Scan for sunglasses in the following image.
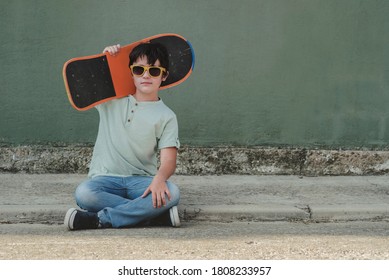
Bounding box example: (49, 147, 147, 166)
(130, 65, 167, 78)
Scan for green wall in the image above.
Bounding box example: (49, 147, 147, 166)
(1, 0, 389, 148)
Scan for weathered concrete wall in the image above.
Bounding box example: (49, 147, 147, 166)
(2, 146, 389, 176)
(1, 1, 389, 149)
(3, 0, 389, 177)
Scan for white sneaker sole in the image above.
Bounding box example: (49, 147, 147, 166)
(169, 206, 181, 227)
(64, 208, 77, 230)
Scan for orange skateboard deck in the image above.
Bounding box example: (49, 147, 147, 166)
(63, 33, 194, 111)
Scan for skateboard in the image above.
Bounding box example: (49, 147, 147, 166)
(63, 33, 195, 111)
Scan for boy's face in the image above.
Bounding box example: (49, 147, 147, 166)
(132, 55, 168, 99)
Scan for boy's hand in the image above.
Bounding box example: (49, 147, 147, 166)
(102, 44, 120, 55)
(141, 147, 177, 208)
(141, 179, 172, 208)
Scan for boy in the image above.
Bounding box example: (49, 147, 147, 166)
(64, 42, 181, 230)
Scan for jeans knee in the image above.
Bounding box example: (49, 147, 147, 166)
(167, 181, 180, 205)
(74, 181, 99, 210)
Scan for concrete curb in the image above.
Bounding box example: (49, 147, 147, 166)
(0, 174, 388, 225)
(0, 205, 68, 225)
(309, 203, 389, 221)
(183, 205, 309, 222)
(1, 203, 388, 225)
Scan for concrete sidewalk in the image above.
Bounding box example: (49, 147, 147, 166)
(0, 174, 388, 225)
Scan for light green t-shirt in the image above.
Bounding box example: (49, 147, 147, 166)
(88, 95, 180, 178)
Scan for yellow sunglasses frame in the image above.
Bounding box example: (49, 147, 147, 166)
(130, 65, 167, 78)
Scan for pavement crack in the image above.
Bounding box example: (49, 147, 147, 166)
(182, 208, 201, 221)
(306, 205, 312, 219)
(296, 204, 313, 219)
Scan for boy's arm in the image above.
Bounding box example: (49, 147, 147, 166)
(141, 147, 177, 208)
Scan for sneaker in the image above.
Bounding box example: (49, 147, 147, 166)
(64, 208, 99, 230)
(146, 206, 181, 227)
(169, 206, 181, 227)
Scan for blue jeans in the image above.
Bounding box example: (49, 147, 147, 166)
(74, 175, 180, 228)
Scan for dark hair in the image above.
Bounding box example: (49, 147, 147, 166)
(129, 42, 169, 72)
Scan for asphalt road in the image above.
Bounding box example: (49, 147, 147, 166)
(1, 220, 388, 260)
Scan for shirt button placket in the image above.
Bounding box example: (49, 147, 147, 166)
(128, 104, 137, 123)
